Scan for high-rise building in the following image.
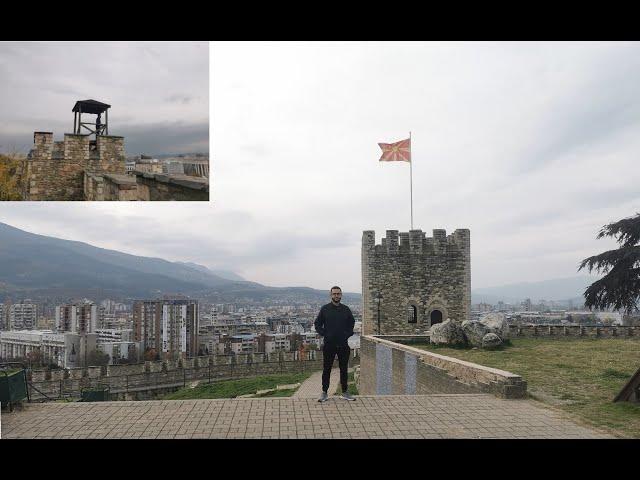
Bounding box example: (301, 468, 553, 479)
(133, 299, 199, 359)
(55, 301, 98, 334)
(0, 304, 7, 330)
(10, 302, 38, 330)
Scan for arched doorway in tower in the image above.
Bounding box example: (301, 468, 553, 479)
(430, 309, 443, 325)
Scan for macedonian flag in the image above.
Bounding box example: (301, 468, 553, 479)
(378, 137, 411, 162)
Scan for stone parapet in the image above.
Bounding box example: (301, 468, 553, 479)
(359, 335, 527, 399)
(133, 171, 209, 201)
(510, 324, 640, 338)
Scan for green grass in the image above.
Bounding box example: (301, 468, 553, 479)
(409, 337, 640, 438)
(162, 372, 313, 400)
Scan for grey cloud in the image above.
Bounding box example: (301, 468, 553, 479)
(0, 120, 210, 156)
(0, 42, 208, 155)
(118, 121, 209, 156)
(512, 56, 640, 175)
(234, 230, 355, 266)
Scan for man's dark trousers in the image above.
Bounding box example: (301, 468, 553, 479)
(322, 342, 350, 393)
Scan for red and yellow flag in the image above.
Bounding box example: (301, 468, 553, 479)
(378, 137, 411, 162)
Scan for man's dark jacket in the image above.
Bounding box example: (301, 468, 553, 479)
(314, 302, 355, 346)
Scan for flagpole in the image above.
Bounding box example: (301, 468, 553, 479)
(409, 131, 413, 230)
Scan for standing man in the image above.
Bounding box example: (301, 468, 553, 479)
(314, 286, 356, 402)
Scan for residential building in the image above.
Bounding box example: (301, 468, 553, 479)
(10, 302, 38, 330)
(55, 301, 98, 334)
(95, 328, 134, 343)
(133, 299, 199, 359)
(0, 303, 6, 330)
(0, 330, 96, 368)
(229, 333, 256, 354)
(97, 341, 139, 364)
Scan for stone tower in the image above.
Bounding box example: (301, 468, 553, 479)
(23, 100, 125, 200)
(361, 228, 470, 336)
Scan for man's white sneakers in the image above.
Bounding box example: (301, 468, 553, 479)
(318, 392, 329, 402)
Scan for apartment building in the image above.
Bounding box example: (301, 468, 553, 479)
(133, 299, 199, 359)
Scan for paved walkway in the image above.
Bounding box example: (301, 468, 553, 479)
(1, 394, 613, 439)
(292, 368, 341, 398)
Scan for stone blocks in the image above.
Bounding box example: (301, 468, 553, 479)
(361, 228, 471, 336)
(25, 132, 126, 200)
(359, 335, 527, 399)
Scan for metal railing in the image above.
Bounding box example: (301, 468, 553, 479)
(26, 358, 328, 402)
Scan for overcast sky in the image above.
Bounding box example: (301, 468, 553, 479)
(3, 42, 640, 293)
(0, 41, 208, 155)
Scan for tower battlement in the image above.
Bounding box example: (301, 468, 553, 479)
(25, 132, 125, 200)
(361, 228, 471, 336)
(363, 228, 470, 256)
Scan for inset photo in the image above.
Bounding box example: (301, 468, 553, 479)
(0, 41, 209, 201)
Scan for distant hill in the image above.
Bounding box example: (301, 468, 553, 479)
(0, 222, 359, 304)
(471, 276, 600, 304)
(174, 261, 245, 281)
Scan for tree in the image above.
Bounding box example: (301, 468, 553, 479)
(86, 350, 110, 366)
(579, 213, 640, 314)
(26, 349, 43, 368)
(0, 153, 25, 200)
(143, 348, 158, 362)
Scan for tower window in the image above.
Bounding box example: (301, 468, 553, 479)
(408, 305, 417, 324)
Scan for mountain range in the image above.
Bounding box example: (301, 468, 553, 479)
(0, 221, 596, 306)
(0, 222, 359, 305)
(471, 276, 597, 305)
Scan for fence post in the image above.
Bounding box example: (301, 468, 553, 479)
(183, 369, 186, 388)
(59, 379, 63, 399)
(126, 375, 129, 392)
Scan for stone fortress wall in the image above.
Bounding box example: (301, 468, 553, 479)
(361, 228, 471, 336)
(27, 349, 360, 400)
(24, 131, 209, 201)
(134, 171, 209, 201)
(509, 324, 640, 338)
(25, 132, 125, 200)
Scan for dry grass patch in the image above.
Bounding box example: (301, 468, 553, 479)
(411, 337, 640, 438)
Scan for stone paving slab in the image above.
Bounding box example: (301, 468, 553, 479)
(0, 394, 614, 439)
(292, 368, 341, 398)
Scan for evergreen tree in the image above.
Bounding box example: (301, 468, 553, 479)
(579, 213, 640, 314)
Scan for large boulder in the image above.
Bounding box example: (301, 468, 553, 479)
(481, 332, 503, 349)
(430, 319, 467, 346)
(461, 320, 491, 347)
(479, 312, 510, 340)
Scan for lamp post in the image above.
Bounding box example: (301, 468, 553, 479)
(375, 292, 383, 335)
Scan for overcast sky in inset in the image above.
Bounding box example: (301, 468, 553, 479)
(0, 41, 209, 155)
(3, 42, 640, 293)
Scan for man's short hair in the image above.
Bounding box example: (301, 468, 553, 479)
(330, 286, 342, 293)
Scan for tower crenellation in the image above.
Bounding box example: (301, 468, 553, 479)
(25, 132, 125, 200)
(361, 227, 471, 336)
